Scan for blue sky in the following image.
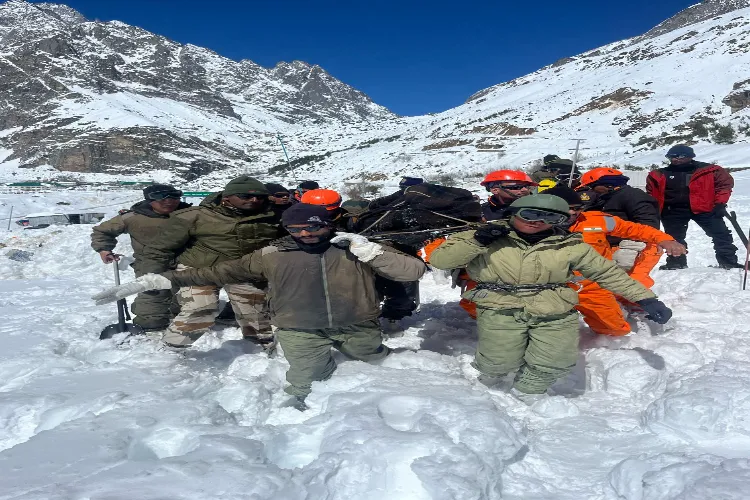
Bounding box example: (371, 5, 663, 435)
(34, 0, 697, 116)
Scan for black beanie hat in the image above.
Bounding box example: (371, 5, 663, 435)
(143, 184, 182, 200)
(281, 203, 333, 226)
(543, 154, 561, 165)
(399, 176, 424, 188)
(298, 180, 320, 190)
(543, 185, 584, 206)
(265, 182, 290, 195)
(666, 144, 695, 158)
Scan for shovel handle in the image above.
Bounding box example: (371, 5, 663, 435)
(725, 209, 750, 247)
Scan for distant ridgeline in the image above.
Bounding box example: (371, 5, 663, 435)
(0, 180, 156, 193)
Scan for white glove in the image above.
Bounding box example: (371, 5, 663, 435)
(92, 273, 173, 305)
(613, 240, 647, 271)
(330, 233, 384, 263)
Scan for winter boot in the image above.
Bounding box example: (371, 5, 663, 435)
(477, 374, 506, 389)
(380, 318, 405, 337)
(242, 326, 276, 352)
(282, 395, 308, 411)
(510, 387, 545, 405)
(717, 259, 744, 270)
(215, 302, 239, 326)
(659, 255, 688, 270)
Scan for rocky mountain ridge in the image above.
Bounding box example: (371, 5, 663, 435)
(1, 0, 749, 192)
(0, 0, 393, 181)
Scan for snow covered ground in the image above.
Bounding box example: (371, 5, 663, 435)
(1, 174, 750, 499)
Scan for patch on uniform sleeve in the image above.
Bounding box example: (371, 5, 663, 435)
(603, 215, 616, 232)
(579, 192, 591, 202)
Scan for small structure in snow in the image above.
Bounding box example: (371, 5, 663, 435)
(16, 212, 105, 229)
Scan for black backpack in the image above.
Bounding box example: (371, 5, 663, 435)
(353, 183, 482, 245)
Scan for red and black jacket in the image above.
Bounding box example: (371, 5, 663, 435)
(646, 161, 733, 214)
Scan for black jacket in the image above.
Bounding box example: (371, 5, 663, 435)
(481, 197, 509, 222)
(587, 185, 660, 246)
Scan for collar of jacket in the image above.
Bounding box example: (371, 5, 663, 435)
(129, 200, 192, 218)
(270, 235, 345, 253)
(487, 195, 510, 209)
(201, 194, 274, 219)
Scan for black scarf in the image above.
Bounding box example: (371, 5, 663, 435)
(292, 238, 332, 254)
(512, 227, 555, 245)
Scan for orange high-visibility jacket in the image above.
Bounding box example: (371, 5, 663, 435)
(570, 211, 674, 260)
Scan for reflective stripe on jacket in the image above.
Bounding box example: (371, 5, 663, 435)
(570, 211, 674, 260)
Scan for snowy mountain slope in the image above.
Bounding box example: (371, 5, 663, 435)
(1, 0, 750, 193)
(0, 0, 394, 182)
(275, 0, 750, 193)
(0, 174, 749, 499)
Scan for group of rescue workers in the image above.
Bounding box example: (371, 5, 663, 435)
(91, 143, 744, 407)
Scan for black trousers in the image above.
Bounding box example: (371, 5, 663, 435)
(376, 276, 419, 320)
(661, 205, 738, 265)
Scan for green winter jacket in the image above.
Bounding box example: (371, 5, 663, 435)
(141, 192, 283, 271)
(429, 222, 656, 317)
(90, 200, 192, 275)
(163, 236, 426, 329)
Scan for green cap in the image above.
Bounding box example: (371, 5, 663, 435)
(222, 176, 270, 196)
(509, 194, 570, 215)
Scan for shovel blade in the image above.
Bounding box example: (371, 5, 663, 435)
(100, 323, 146, 340)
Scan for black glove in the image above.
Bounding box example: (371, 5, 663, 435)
(713, 203, 728, 216)
(473, 225, 510, 246)
(637, 298, 672, 324)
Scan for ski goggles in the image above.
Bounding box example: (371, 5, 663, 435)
(233, 193, 268, 200)
(147, 191, 182, 200)
(285, 224, 328, 234)
(555, 172, 582, 182)
(485, 182, 532, 190)
(514, 208, 569, 225)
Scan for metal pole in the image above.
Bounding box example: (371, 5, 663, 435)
(6, 206, 12, 231)
(568, 139, 585, 187)
(277, 134, 292, 170)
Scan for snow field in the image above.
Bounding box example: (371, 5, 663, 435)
(1, 176, 750, 499)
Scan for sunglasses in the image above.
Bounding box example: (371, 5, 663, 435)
(666, 154, 690, 159)
(285, 224, 328, 234)
(147, 192, 182, 201)
(487, 182, 531, 190)
(233, 193, 268, 200)
(514, 208, 569, 225)
(273, 192, 290, 197)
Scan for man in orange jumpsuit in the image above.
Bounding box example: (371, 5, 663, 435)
(545, 186, 686, 336)
(575, 167, 662, 288)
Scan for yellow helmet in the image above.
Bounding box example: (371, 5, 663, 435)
(537, 179, 558, 192)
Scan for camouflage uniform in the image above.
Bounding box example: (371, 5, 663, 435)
(91, 200, 190, 329)
(141, 191, 283, 346)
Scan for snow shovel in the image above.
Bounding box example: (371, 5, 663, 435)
(99, 262, 145, 340)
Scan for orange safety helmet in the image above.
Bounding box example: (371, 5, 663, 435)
(480, 170, 537, 187)
(300, 189, 342, 210)
(577, 167, 625, 189)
